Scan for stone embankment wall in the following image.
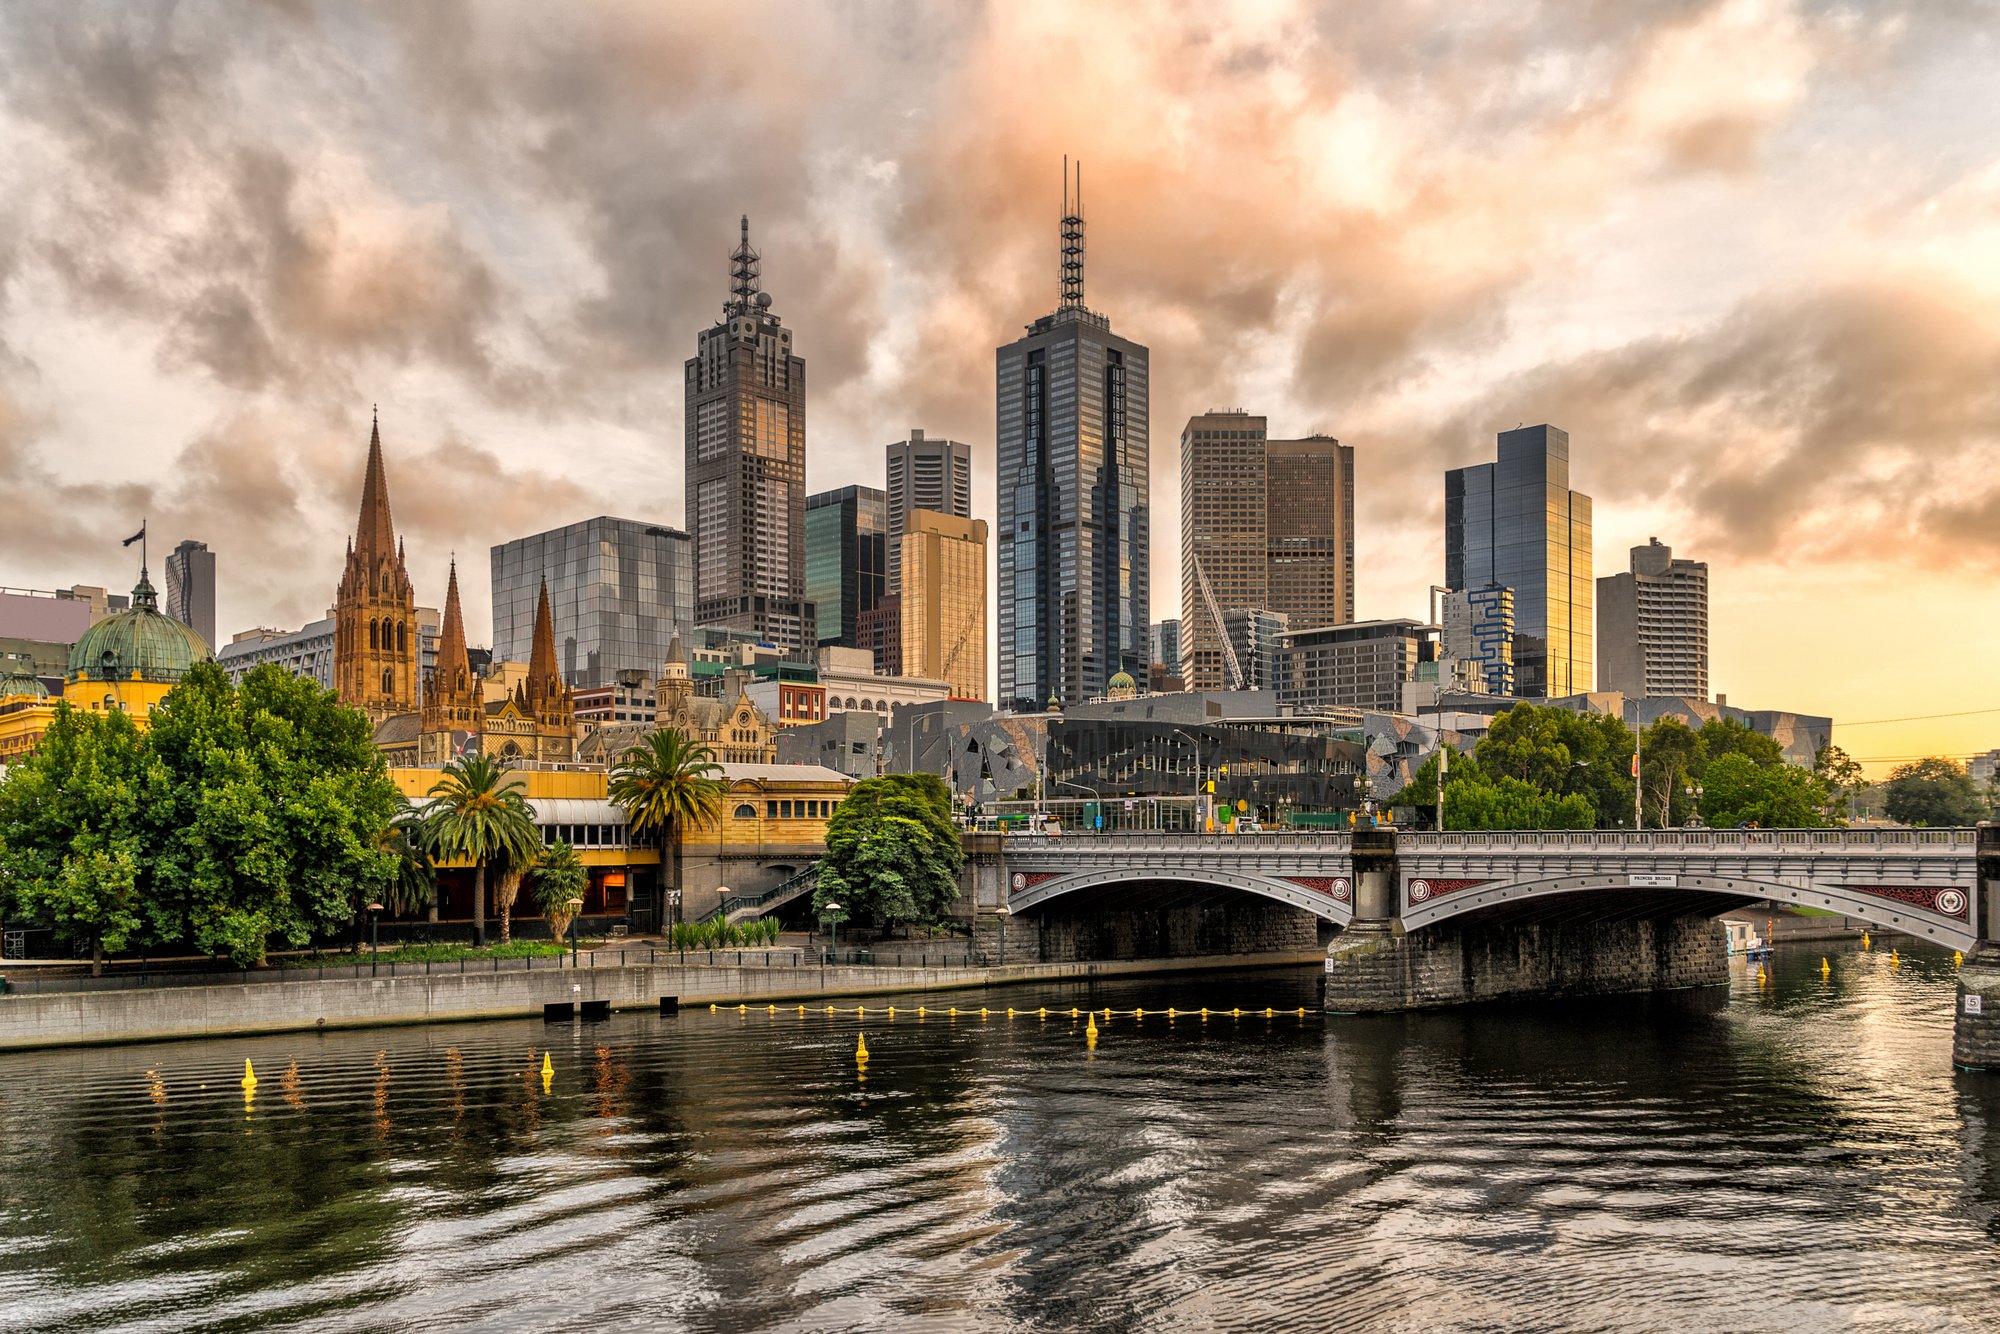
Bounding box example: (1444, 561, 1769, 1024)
(0, 951, 1320, 1051)
(1956, 946, 2000, 1070)
(979, 900, 1320, 966)
(1324, 915, 1727, 1012)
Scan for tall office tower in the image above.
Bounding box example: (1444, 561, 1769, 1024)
(164, 539, 216, 649)
(1597, 538, 1709, 699)
(885, 429, 972, 595)
(805, 486, 887, 648)
(685, 216, 815, 652)
(996, 159, 1150, 711)
(490, 517, 693, 688)
(1150, 619, 1181, 678)
(1265, 436, 1355, 629)
(1445, 424, 1592, 698)
(333, 411, 419, 720)
(1440, 584, 1516, 695)
(1221, 607, 1289, 691)
(1180, 410, 1268, 690)
(1179, 414, 1356, 690)
(898, 510, 988, 701)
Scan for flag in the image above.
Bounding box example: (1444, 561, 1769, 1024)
(121, 524, 146, 547)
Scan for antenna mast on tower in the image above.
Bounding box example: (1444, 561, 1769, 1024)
(1060, 156, 1085, 310)
(728, 215, 762, 316)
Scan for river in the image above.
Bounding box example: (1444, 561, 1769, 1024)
(3, 941, 1998, 1332)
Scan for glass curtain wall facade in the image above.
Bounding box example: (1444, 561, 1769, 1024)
(805, 486, 887, 648)
(1445, 424, 1592, 698)
(997, 315, 1149, 711)
(885, 430, 972, 596)
(164, 540, 216, 649)
(490, 517, 693, 688)
(1179, 412, 1268, 690)
(898, 510, 988, 701)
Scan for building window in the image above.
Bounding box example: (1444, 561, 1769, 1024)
(767, 801, 777, 818)
(734, 803, 756, 819)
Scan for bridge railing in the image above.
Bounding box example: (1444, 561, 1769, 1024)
(1001, 830, 1354, 852)
(1399, 828, 1978, 851)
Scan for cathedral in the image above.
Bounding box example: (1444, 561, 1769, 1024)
(335, 414, 574, 766)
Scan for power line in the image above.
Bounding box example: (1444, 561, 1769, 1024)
(1836, 706, 2000, 728)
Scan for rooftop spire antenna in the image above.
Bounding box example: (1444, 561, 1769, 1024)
(728, 214, 763, 316)
(1060, 156, 1085, 310)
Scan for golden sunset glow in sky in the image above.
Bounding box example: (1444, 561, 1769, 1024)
(2, 2, 1996, 772)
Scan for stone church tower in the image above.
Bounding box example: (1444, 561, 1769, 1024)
(419, 559, 480, 741)
(334, 411, 419, 719)
(516, 580, 574, 735)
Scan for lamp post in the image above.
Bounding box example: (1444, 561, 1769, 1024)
(823, 901, 842, 964)
(1685, 782, 1704, 828)
(1171, 728, 1205, 833)
(566, 896, 584, 968)
(996, 900, 1012, 965)
(366, 902, 383, 976)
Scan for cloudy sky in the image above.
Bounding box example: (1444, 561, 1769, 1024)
(2, 0, 1996, 771)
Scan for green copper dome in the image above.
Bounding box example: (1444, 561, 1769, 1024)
(1107, 671, 1136, 691)
(66, 571, 213, 685)
(1, 669, 49, 698)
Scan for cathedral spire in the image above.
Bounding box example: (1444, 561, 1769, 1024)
(437, 558, 470, 696)
(526, 578, 561, 705)
(354, 409, 397, 559)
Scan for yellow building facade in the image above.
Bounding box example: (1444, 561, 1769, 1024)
(898, 509, 988, 701)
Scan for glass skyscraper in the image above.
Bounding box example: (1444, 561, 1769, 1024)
(805, 485, 887, 649)
(996, 163, 1149, 711)
(1444, 424, 1592, 698)
(885, 429, 972, 595)
(490, 517, 693, 687)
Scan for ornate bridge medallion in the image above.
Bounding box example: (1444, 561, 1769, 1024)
(1842, 885, 1969, 920)
(1011, 872, 1061, 892)
(1282, 876, 1352, 902)
(1407, 878, 1491, 903)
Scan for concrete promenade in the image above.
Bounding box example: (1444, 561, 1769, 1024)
(0, 950, 1323, 1051)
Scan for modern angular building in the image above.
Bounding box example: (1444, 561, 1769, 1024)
(1221, 607, 1288, 692)
(164, 539, 216, 649)
(1597, 538, 1709, 699)
(1179, 411, 1355, 689)
(685, 217, 814, 652)
(1445, 424, 1592, 698)
(996, 161, 1149, 711)
(805, 485, 887, 649)
(885, 429, 972, 595)
(1439, 584, 1515, 695)
(1150, 618, 1181, 679)
(490, 517, 693, 688)
(898, 510, 988, 701)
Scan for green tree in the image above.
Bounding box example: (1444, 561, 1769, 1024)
(424, 754, 540, 947)
(1474, 704, 1635, 828)
(0, 705, 159, 973)
(531, 839, 589, 945)
(1698, 754, 1830, 828)
(379, 792, 438, 920)
(139, 662, 400, 965)
(1812, 742, 1867, 824)
(1640, 717, 1703, 828)
(1441, 767, 1594, 831)
(608, 728, 724, 927)
(1882, 757, 1987, 827)
(812, 774, 964, 928)
(1695, 716, 1783, 771)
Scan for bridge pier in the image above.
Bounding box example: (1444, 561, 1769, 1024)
(1952, 825, 2000, 1071)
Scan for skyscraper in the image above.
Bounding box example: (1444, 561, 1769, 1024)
(805, 485, 887, 648)
(996, 160, 1149, 710)
(685, 217, 815, 652)
(898, 510, 988, 701)
(1445, 424, 1592, 698)
(1597, 538, 1709, 699)
(164, 539, 216, 649)
(885, 429, 972, 595)
(1179, 413, 1355, 689)
(490, 517, 693, 688)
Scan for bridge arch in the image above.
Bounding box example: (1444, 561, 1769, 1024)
(1009, 866, 1355, 926)
(1402, 871, 1976, 952)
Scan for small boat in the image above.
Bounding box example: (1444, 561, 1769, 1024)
(1726, 920, 1773, 960)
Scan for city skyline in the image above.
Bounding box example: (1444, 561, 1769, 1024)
(1, 4, 1996, 768)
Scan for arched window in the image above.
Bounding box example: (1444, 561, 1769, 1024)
(734, 803, 757, 819)
(396, 622, 407, 654)
(369, 621, 380, 651)
(382, 668, 393, 695)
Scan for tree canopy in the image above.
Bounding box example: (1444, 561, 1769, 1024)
(1882, 757, 1988, 827)
(811, 774, 964, 928)
(424, 753, 541, 947)
(0, 663, 403, 968)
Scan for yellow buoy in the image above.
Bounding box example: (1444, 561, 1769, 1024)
(1007, 1008, 1016, 1018)
(857, 1004, 866, 1016)
(855, 1033, 869, 1062)
(1069, 1008, 1079, 1017)
(1038, 1007, 1047, 1019)
(1820, 958, 1831, 978)
(767, 1004, 776, 1014)
(1134, 1007, 1146, 1017)
(736, 1004, 746, 1013)
(887, 1005, 896, 1018)
(1166, 1008, 1177, 1019)
(824, 1005, 835, 1014)
(798, 1005, 807, 1015)
(1200, 1008, 1209, 1018)
(1757, 965, 1767, 984)
(1862, 932, 1871, 950)
(1955, 951, 1964, 968)
(241, 1059, 258, 1090)
(1297, 1008, 1308, 1017)
(918, 1006, 927, 1016)
(1232, 1007, 1241, 1018)
(1891, 950, 1900, 969)
(1263, 1007, 1274, 1017)
(709, 1003, 718, 1012)
(1085, 1012, 1099, 1041)
(541, 1052, 553, 1080)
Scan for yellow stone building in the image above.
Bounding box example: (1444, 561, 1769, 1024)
(578, 633, 777, 767)
(898, 509, 987, 701)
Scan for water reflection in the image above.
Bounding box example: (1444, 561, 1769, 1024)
(0, 943, 1996, 1329)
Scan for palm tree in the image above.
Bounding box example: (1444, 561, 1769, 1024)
(609, 728, 724, 929)
(532, 839, 589, 945)
(378, 792, 439, 921)
(424, 754, 541, 948)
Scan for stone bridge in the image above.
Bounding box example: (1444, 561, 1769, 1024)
(975, 825, 2000, 1069)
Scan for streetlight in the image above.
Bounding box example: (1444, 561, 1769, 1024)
(366, 902, 384, 976)
(1685, 782, 1704, 828)
(566, 896, 584, 968)
(996, 900, 1012, 965)
(1171, 728, 1205, 832)
(823, 901, 843, 964)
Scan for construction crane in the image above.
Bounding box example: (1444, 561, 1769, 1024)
(1191, 552, 1245, 691)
